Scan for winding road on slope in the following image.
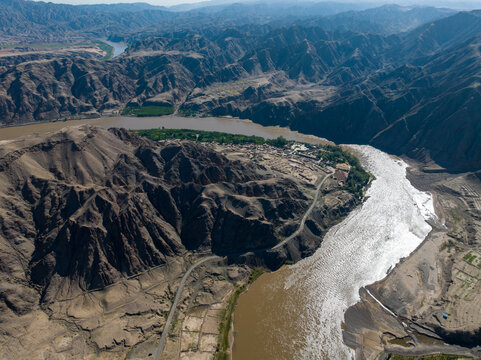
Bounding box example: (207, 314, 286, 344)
(154, 171, 333, 359)
(154, 255, 220, 360)
(272, 171, 333, 250)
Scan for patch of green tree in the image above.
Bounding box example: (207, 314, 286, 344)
(248, 268, 265, 283)
(94, 41, 114, 60)
(345, 165, 371, 199)
(318, 145, 371, 199)
(463, 253, 477, 263)
(440, 239, 456, 252)
(177, 108, 199, 117)
(122, 105, 175, 116)
(121, 106, 136, 115)
(268, 135, 289, 147)
(134, 128, 288, 147)
(215, 268, 265, 360)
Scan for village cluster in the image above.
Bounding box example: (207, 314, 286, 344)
(208, 142, 351, 186)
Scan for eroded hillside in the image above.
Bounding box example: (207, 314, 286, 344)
(1, 11, 481, 172)
(0, 125, 358, 358)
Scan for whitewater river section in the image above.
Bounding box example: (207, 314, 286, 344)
(233, 145, 436, 360)
(0, 116, 435, 359)
(102, 40, 128, 57)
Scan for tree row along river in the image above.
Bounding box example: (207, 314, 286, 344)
(0, 115, 436, 360)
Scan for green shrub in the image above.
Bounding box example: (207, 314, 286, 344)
(123, 105, 174, 117)
(94, 41, 114, 60)
(178, 108, 199, 117)
(266, 136, 288, 148)
(214, 268, 265, 360)
(318, 145, 370, 198)
(135, 128, 268, 145)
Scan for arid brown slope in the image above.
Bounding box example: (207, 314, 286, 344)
(0, 125, 360, 358)
(0, 125, 309, 310)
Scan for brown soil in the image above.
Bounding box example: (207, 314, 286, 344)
(0, 125, 355, 359)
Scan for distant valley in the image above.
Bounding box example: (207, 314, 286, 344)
(0, 1, 480, 172)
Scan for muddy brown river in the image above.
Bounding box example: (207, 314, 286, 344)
(0, 115, 436, 360)
(233, 266, 304, 359)
(233, 145, 435, 360)
(0, 115, 330, 144)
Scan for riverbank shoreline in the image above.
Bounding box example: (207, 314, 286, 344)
(0, 115, 334, 146)
(342, 159, 481, 359)
(228, 171, 370, 359)
(232, 146, 437, 360)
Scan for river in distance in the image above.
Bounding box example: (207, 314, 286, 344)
(233, 145, 436, 360)
(0, 115, 435, 359)
(0, 115, 331, 145)
(102, 40, 128, 57)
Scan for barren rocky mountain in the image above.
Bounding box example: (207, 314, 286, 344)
(1, 0, 451, 44)
(0, 125, 358, 358)
(1, 7, 481, 172)
(0, 0, 174, 43)
(304, 4, 455, 35)
(0, 125, 308, 304)
(291, 34, 481, 172)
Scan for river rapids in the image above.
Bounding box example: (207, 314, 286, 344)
(283, 145, 436, 359)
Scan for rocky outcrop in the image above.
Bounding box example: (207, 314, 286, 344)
(2, 10, 481, 172)
(0, 125, 310, 311)
(0, 57, 136, 123)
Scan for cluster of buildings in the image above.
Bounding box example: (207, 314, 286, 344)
(208, 141, 352, 187)
(290, 143, 351, 185)
(209, 142, 327, 185)
(334, 163, 351, 184)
